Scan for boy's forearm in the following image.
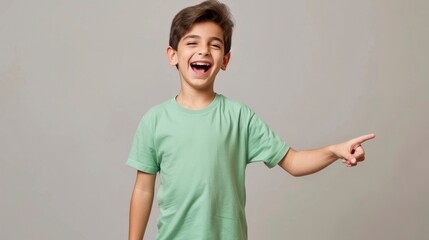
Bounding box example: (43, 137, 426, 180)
(279, 146, 338, 177)
(129, 189, 154, 240)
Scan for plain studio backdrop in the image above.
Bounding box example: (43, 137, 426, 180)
(1, 0, 428, 239)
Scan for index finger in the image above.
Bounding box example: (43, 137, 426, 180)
(352, 133, 376, 145)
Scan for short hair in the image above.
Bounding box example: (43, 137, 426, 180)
(169, 0, 234, 55)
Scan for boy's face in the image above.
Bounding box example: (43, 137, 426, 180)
(167, 21, 230, 92)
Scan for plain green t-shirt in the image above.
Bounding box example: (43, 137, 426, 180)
(127, 94, 289, 240)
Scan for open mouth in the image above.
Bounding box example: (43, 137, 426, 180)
(190, 62, 212, 74)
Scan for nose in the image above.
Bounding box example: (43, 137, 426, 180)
(198, 45, 211, 56)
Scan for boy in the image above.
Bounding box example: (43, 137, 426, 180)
(127, 1, 375, 239)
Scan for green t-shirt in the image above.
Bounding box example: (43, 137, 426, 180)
(127, 94, 289, 240)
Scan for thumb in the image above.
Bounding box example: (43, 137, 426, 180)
(343, 151, 357, 165)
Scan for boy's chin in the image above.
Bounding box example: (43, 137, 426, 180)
(183, 78, 215, 91)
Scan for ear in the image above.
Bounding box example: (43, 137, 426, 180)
(167, 46, 178, 66)
(221, 52, 231, 71)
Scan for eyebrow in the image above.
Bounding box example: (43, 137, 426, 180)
(183, 35, 224, 44)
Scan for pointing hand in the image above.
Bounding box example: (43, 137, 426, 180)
(331, 134, 376, 167)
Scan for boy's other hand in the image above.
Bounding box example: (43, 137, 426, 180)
(330, 134, 376, 167)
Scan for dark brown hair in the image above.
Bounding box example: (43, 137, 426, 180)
(169, 0, 234, 55)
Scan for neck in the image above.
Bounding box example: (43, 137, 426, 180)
(176, 89, 216, 110)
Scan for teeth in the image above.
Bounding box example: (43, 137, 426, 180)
(191, 62, 211, 73)
(191, 62, 211, 66)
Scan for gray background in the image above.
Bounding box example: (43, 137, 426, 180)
(1, 0, 428, 239)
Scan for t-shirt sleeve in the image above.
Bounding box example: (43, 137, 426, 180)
(247, 112, 289, 168)
(126, 115, 159, 174)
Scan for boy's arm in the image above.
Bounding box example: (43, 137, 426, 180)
(129, 170, 156, 240)
(278, 134, 375, 176)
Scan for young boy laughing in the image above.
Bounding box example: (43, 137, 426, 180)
(127, 1, 375, 239)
